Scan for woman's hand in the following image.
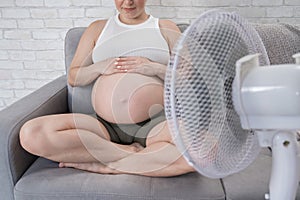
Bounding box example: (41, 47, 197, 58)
(101, 56, 166, 79)
(98, 56, 150, 75)
(114, 56, 158, 76)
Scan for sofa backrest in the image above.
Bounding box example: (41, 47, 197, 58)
(65, 27, 92, 113)
(253, 23, 300, 64)
(65, 22, 300, 114)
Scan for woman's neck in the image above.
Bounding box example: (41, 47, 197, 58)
(119, 12, 149, 25)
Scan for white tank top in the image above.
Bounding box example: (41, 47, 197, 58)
(92, 14, 170, 65)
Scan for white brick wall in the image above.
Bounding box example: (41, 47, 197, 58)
(0, 0, 300, 110)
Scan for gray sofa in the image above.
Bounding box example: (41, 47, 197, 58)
(0, 22, 300, 200)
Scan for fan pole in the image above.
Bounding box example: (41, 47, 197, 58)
(268, 131, 300, 200)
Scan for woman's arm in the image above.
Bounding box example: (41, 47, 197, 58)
(145, 20, 182, 81)
(68, 20, 110, 87)
(159, 19, 182, 54)
(68, 55, 117, 86)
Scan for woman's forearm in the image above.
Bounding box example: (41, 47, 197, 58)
(68, 59, 113, 87)
(68, 63, 101, 87)
(68, 58, 168, 86)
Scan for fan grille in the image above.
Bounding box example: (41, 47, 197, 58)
(165, 10, 269, 178)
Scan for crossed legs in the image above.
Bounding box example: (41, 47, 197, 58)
(20, 113, 142, 164)
(106, 121, 196, 177)
(19, 113, 195, 177)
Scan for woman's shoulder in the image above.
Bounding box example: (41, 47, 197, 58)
(81, 19, 108, 41)
(87, 19, 108, 31)
(158, 19, 180, 32)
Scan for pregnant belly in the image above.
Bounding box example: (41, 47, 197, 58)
(91, 73, 164, 124)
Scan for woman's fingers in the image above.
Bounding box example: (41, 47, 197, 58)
(111, 56, 151, 73)
(115, 60, 137, 66)
(115, 56, 149, 67)
(116, 56, 138, 62)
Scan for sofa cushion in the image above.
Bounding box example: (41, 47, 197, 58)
(14, 157, 225, 200)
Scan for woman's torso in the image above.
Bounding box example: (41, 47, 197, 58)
(91, 14, 170, 124)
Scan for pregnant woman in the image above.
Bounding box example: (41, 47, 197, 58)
(19, 0, 195, 177)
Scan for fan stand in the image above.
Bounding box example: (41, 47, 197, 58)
(257, 131, 300, 200)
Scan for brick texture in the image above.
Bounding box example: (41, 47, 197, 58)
(0, 0, 300, 110)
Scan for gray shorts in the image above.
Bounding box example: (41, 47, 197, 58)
(96, 111, 166, 147)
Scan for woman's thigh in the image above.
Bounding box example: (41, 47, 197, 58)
(22, 113, 111, 140)
(20, 113, 112, 160)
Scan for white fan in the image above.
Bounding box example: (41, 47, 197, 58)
(164, 10, 300, 200)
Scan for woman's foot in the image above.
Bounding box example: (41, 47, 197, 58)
(58, 143, 144, 174)
(130, 142, 145, 152)
(59, 162, 120, 174)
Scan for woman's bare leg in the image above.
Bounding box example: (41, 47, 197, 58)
(107, 121, 195, 176)
(20, 113, 142, 164)
(61, 121, 195, 177)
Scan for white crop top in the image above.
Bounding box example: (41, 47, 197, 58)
(92, 14, 170, 65)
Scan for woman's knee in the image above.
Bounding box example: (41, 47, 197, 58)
(146, 121, 172, 146)
(19, 118, 51, 157)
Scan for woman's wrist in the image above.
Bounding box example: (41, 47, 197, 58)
(153, 62, 167, 80)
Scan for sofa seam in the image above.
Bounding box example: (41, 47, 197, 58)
(220, 178, 227, 200)
(14, 190, 224, 200)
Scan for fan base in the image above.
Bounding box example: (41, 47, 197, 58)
(257, 130, 300, 200)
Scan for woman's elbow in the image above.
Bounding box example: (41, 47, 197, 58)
(67, 69, 76, 87)
(67, 76, 75, 87)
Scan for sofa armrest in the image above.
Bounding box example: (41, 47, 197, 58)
(0, 75, 68, 200)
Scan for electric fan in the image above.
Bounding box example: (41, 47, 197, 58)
(164, 10, 300, 200)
